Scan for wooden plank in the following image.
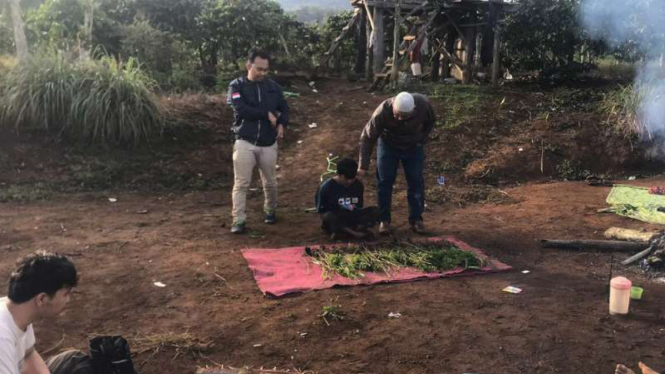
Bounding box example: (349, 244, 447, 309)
(604, 228, 657, 243)
(402, 1, 429, 19)
(391, 1, 401, 82)
(363, 1, 375, 31)
(443, 12, 467, 46)
(437, 43, 466, 68)
(405, 10, 439, 55)
(319, 10, 361, 67)
(366, 8, 374, 80)
(355, 6, 368, 74)
(462, 9, 476, 84)
(372, 6, 385, 73)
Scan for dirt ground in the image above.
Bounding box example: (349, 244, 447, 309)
(1, 80, 664, 374)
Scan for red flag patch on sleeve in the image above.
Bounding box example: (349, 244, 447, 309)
(232, 92, 241, 100)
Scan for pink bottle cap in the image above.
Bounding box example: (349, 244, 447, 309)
(611, 276, 632, 290)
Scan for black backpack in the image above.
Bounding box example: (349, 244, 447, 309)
(89, 336, 138, 374)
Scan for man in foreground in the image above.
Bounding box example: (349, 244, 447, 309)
(358, 91, 436, 235)
(227, 49, 290, 234)
(316, 158, 380, 239)
(0, 251, 92, 374)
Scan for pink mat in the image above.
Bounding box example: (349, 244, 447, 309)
(241, 236, 511, 297)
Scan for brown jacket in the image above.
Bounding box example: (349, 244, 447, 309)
(359, 93, 436, 170)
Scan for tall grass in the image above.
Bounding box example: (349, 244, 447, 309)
(599, 84, 645, 138)
(594, 57, 636, 81)
(0, 52, 163, 145)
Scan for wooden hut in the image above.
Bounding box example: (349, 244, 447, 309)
(322, 0, 518, 88)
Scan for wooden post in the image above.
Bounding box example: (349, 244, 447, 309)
(355, 6, 368, 75)
(474, 29, 482, 68)
(366, 7, 374, 80)
(441, 31, 455, 79)
(373, 6, 385, 74)
(482, 1, 498, 67)
(431, 51, 441, 82)
(492, 23, 501, 89)
(391, 1, 401, 82)
(462, 10, 476, 84)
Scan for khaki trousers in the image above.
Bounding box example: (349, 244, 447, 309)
(232, 139, 278, 223)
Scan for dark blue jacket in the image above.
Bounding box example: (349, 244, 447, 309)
(227, 76, 290, 146)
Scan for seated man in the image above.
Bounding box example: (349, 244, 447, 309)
(0, 251, 93, 374)
(315, 158, 380, 239)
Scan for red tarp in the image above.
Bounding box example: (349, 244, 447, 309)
(241, 236, 511, 298)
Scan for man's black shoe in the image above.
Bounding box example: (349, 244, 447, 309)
(265, 212, 277, 224)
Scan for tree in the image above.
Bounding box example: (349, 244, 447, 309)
(503, 0, 591, 75)
(194, 0, 301, 68)
(315, 10, 355, 70)
(26, 0, 85, 50)
(0, 5, 15, 55)
(121, 18, 175, 76)
(80, 0, 95, 59)
(134, 0, 204, 40)
(582, 0, 665, 61)
(9, 0, 29, 59)
(215, 0, 288, 63)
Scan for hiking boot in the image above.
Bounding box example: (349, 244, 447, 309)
(411, 220, 426, 234)
(264, 212, 277, 224)
(379, 222, 391, 235)
(231, 221, 246, 234)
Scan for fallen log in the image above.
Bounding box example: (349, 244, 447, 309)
(603, 227, 657, 243)
(541, 239, 647, 252)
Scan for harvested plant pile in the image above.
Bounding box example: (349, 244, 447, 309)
(305, 241, 485, 279)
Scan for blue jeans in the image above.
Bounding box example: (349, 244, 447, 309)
(376, 139, 425, 224)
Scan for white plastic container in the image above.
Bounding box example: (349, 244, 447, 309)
(609, 276, 632, 315)
(411, 63, 422, 76)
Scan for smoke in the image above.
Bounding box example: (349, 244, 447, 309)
(581, 0, 665, 152)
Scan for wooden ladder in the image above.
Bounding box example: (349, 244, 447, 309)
(369, 59, 394, 91)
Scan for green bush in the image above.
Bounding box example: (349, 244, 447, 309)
(121, 19, 175, 76)
(0, 52, 163, 145)
(167, 67, 202, 93)
(216, 70, 243, 94)
(0, 56, 13, 92)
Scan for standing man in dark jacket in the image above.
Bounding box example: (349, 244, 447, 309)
(358, 92, 435, 235)
(227, 50, 290, 234)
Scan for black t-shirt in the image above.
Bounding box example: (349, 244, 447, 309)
(315, 178, 364, 213)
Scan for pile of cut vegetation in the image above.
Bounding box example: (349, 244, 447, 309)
(305, 240, 485, 279)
